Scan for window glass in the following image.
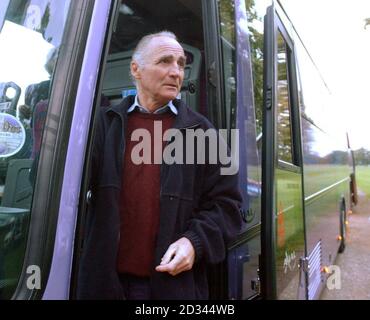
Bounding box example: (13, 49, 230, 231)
(218, 0, 236, 131)
(295, 38, 330, 130)
(0, 0, 71, 299)
(218, 0, 265, 299)
(276, 31, 293, 164)
(245, 0, 267, 137)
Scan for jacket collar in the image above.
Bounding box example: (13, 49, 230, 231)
(106, 95, 201, 129)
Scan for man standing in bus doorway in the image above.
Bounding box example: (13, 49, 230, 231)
(77, 31, 242, 300)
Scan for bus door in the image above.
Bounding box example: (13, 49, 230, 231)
(261, 4, 307, 300)
(72, 0, 226, 299)
(0, 0, 108, 299)
(218, 0, 264, 300)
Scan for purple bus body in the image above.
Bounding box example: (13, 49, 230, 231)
(43, 0, 112, 299)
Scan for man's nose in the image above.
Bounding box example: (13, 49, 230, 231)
(168, 63, 182, 77)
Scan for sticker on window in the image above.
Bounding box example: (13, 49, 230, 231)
(0, 114, 26, 157)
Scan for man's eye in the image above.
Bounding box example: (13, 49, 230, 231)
(160, 58, 170, 64)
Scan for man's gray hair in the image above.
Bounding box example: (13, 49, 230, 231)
(132, 31, 178, 66)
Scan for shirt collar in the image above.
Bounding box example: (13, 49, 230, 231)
(127, 95, 178, 115)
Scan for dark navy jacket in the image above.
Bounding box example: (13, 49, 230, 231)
(77, 95, 242, 299)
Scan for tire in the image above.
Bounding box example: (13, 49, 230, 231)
(338, 199, 346, 253)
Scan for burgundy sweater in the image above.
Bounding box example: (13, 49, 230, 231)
(117, 111, 175, 276)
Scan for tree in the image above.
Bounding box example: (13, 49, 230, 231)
(354, 148, 370, 165)
(365, 18, 370, 29)
(245, 0, 264, 135)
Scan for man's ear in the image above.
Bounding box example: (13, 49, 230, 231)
(130, 61, 141, 80)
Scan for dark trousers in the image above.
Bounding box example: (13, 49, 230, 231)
(119, 273, 151, 300)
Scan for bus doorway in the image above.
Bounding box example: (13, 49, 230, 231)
(73, 0, 263, 300)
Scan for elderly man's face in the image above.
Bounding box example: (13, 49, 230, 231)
(132, 36, 186, 108)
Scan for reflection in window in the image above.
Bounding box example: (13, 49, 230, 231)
(0, 0, 71, 299)
(245, 0, 264, 137)
(277, 31, 293, 164)
(218, 0, 236, 131)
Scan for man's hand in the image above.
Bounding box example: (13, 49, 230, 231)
(155, 237, 195, 276)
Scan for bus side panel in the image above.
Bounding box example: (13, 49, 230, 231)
(301, 118, 350, 299)
(302, 118, 349, 253)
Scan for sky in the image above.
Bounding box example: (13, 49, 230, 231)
(280, 0, 370, 150)
(0, 21, 53, 93)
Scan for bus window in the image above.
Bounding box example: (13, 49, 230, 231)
(218, 0, 263, 229)
(246, 3, 265, 139)
(218, 0, 236, 132)
(217, 0, 265, 299)
(277, 31, 294, 165)
(0, 0, 71, 299)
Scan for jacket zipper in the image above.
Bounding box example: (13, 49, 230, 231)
(159, 122, 201, 198)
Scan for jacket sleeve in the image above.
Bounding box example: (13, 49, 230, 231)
(183, 132, 243, 264)
(89, 109, 106, 201)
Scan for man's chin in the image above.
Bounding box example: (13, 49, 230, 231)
(161, 92, 179, 102)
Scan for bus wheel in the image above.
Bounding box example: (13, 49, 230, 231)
(338, 199, 346, 253)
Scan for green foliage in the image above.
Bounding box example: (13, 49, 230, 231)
(245, 0, 264, 135)
(218, 0, 264, 135)
(354, 148, 370, 166)
(219, 0, 235, 43)
(365, 18, 370, 29)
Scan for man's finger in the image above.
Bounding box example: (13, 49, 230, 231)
(156, 252, 183, 274)
(159, 246, 177, 265)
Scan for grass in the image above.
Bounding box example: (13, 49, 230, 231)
(303, 165, 350, 196)
(355, 165, 370, 199)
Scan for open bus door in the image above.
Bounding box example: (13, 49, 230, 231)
(261, 4, 307, 300)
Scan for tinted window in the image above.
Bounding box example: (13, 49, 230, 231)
(0, 0, 71, 299)
(276, 31, 294, 164)
(218, 0, 236, 131)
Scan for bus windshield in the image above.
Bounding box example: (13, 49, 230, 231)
(0, 0, 71, 299)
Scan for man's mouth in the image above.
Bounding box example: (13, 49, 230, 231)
(164, 84, 178, 89)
